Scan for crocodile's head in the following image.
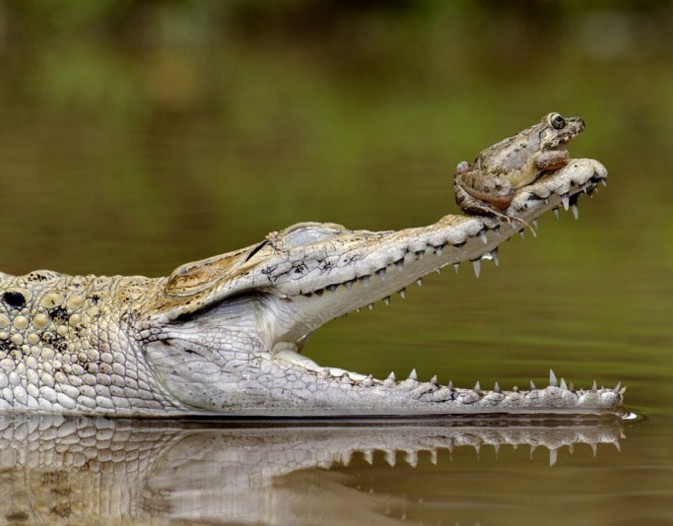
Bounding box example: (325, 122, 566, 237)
(142, 159, 624, 417)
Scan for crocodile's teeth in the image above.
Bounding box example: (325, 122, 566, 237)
(553, 208, 560, 220)
(592, 380, 597, 391)
(530, 380, 537, 390)
(472, 260, 481, 278)
(409, 369, 418, 381)
(387, 372, 396, 381)
(493, 382, 501, 393)
(613, 382, 622, 393)
(377, 268, 387, 280)
(398, 288, 406, 299)
(367, 303, 374, 311)
(532, 219, 539, 230)
(474, 381, 482, 394)
(491, 248, 499, 266)
(550, 449, 558, 467)
(360, 275, 370, 286)
(561, 193, 570, 210)
(448, 380, 454, 389)
(416, 278, 423, 287)
(571, 204, 579, 220)
(435, 244, 444, 256)
(430, 375, 438, 385)
(395, 259, 404, 270)
(383, 296, 391, 306)
(601, 179, 607, 187)
(326, 284, 338, 292)
(549, 369, 558, 387)
(560, 378, 568, 390)
(478, 230, 488, 244)
(453, 263, 460, 273)
(519, 230, 526, 239)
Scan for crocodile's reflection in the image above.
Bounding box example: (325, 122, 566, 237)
(0, 416, 624, 525)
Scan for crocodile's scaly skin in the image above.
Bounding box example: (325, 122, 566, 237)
(0, 159, 623, 417)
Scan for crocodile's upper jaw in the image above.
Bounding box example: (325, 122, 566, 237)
(146, 159, 623, 417)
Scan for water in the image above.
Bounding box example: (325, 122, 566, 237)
(1, 2, 673, 524)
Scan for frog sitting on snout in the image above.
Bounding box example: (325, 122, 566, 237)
(454, 112, 585, 221)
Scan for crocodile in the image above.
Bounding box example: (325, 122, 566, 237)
(0, 158, 622, 417)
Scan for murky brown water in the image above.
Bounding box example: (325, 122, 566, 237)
(1, 2, 672, 525)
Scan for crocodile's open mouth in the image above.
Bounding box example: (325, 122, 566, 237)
(250, 159, 623, 413)
(148, 158, 623, 416)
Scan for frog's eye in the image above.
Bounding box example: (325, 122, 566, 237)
(549, 113, 566, 130)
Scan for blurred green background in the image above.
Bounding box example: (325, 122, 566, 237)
(0, 0, 671, 409)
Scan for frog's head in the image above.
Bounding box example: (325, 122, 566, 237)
(539, 112, 585, 150)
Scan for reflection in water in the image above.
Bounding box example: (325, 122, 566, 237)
(0, 416, 623, 525)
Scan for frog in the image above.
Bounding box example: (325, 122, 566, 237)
(454, 112, 585, 222)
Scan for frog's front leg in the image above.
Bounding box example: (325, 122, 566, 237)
(535, 150, 569, 171)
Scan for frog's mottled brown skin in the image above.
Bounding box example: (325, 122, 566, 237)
(0, 155, 618, 417)
(455, 112, 585, 220)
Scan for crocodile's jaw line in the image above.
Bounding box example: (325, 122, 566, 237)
(144, 159, 624, 417)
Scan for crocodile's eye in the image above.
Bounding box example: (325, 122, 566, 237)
(549, 113, 566, 130)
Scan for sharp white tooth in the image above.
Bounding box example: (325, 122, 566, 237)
(327, 284, 338, 292)
(591, 380, 597, 391)
(453, 263, 460, 273)
(377, 268, 387, 280)
(435, 244, 444, 256)
(387, 372, 396, 381)
(613, 382, 622, 393)
(532, 219, 538, 230)
(530, 380, 537, 390)
(549, 369, 558, 387)
(571, 204, 579, 220)
(491, 248, 499, 266)
(478, 230, 488, 244)
(395, 259, 404, 270)
(601, 179, 607, 187)
(494, 382, 501, 393)
(472, 260, 481, 278)
(553, 208, 560, 220)
(345, 280, 354, 289)
(398, 288, 406, 299)
(448, 380, 454, 389)
(549, 449, 558, 467)
(383, 296, 391, 306)
(409, 369, 418, 381)
(512, 385, 519, 392)
(384, 450, 395, 466)
(360, 275, 370, 286)
(474, 381, 481, 393)
(560, 378, 568, 390)
(430, 375, 438, 385)
(356, 307, 361, 313)
(406, 450, 418, 468)
(416, 278, 423, 287)
(561, 193, 570, 211)
(363, 450, 374, 465)
(367, 303, 374, 311)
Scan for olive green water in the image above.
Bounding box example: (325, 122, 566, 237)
(0, 2, 672, 525)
